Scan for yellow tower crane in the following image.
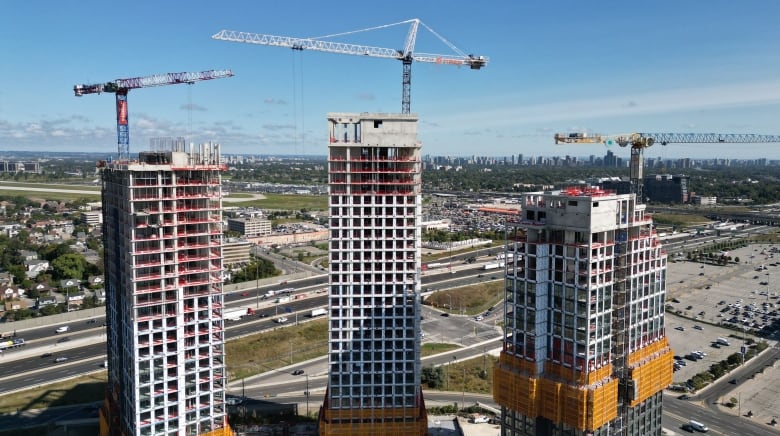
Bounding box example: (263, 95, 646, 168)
(555, 132, 780, 203)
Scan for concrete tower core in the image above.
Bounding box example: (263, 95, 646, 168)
(494, 187, 672, 435)
(320, 113, 427, 435)
(99, 141, 232, 436)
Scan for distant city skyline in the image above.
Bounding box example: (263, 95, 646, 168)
(2, 2, 780, 159)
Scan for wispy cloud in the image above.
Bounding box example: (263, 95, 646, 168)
(263, 98, 288, 105)
(438, 79, 780, 127)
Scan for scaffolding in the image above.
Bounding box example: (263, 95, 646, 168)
(627, 338, 673, 407)
(319, 390, 428, 436)
(101, 145, 229, 436)
(493, 352, 618, 432)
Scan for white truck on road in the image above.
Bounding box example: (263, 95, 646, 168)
(688, 419, 708, 432)
(483, 262, 504, 270)
(223, 307, 255, 321)
(310, 308, 327, 317)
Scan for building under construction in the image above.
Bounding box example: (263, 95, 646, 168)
(494, 187, 672, 435)
(320, 113, 427, 435)
(99, 141, 233, 436)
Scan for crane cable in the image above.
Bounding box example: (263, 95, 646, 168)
(291, 48, 306, 155)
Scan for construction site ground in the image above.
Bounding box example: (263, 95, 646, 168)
(665, 244, 780, 426)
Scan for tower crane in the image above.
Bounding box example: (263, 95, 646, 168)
(73, 69, 234, 161)
(212, 19, 487, 114)
(554, 132, 780, 203)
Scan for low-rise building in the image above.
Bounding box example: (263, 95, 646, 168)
(227, 217, 272, 237)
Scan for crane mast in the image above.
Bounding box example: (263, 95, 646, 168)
(74, 69, 234, 160)
(212, 19, 487, 114)
(555, 132, 780, 203)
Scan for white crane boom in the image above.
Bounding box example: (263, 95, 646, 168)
(212, 19, 487, 113)
(555, 131, 780, 203)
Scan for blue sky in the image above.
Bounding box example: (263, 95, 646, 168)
(2, 1, 780, 159)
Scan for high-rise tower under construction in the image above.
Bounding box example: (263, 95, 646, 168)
(99, 142, 232, 436)
(320, 112, 427, 435)
(494, 187, 672, 435)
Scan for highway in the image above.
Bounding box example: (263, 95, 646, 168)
(0, 262, 499, 394)
(4, 234, 780, 434)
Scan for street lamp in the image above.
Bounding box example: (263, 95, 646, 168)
(255, 249, 260, 309)
(305, 374, 310, 416)
(461, 365, 466, 410)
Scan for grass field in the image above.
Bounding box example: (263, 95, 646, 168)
(222, 193, 327, 211)
(425, 280, 504, 316)
(0, 181, 99, 191)
(0, 371, 106, 414)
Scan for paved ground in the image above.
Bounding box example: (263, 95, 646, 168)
(665, 244, 780, 426)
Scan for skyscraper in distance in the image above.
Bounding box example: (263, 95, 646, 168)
(320, 112, 427, 435)
(99, 141, 232, 436)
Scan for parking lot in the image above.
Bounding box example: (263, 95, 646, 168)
(665, 244, 780, 425)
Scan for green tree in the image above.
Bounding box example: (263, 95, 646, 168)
(52, 253, 88, 280)
(421, 366, 445, 389)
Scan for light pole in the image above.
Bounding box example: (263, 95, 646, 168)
(305, 374, 310, 416)
(448, 294, 453, 311)
(255, 248, 260, 309)
(461, 365, 466, 409)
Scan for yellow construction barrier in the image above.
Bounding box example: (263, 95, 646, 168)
(629, 350, 673, 407)
(627, 337, 670, 366)
(319, 390, 428, 435)
(199, 418, 235, 436)
(493, 351, 618, 432)
(494, 353, 539, 417)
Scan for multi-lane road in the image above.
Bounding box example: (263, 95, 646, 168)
(3, 234, 780, 434)
(0, 262, 497, 395)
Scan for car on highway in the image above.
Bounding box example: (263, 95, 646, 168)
(440, 313, 450, 317)
(41, 353, 52, 358)
(276, 317, 288, 324)
(86, 319, 97, 324)
(54, 357, 68, 363)
(257, 313, 268, 318)
(475, 316, 484, 321)
(55, 326, 69, 334)
(292, 369, 304, 376)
